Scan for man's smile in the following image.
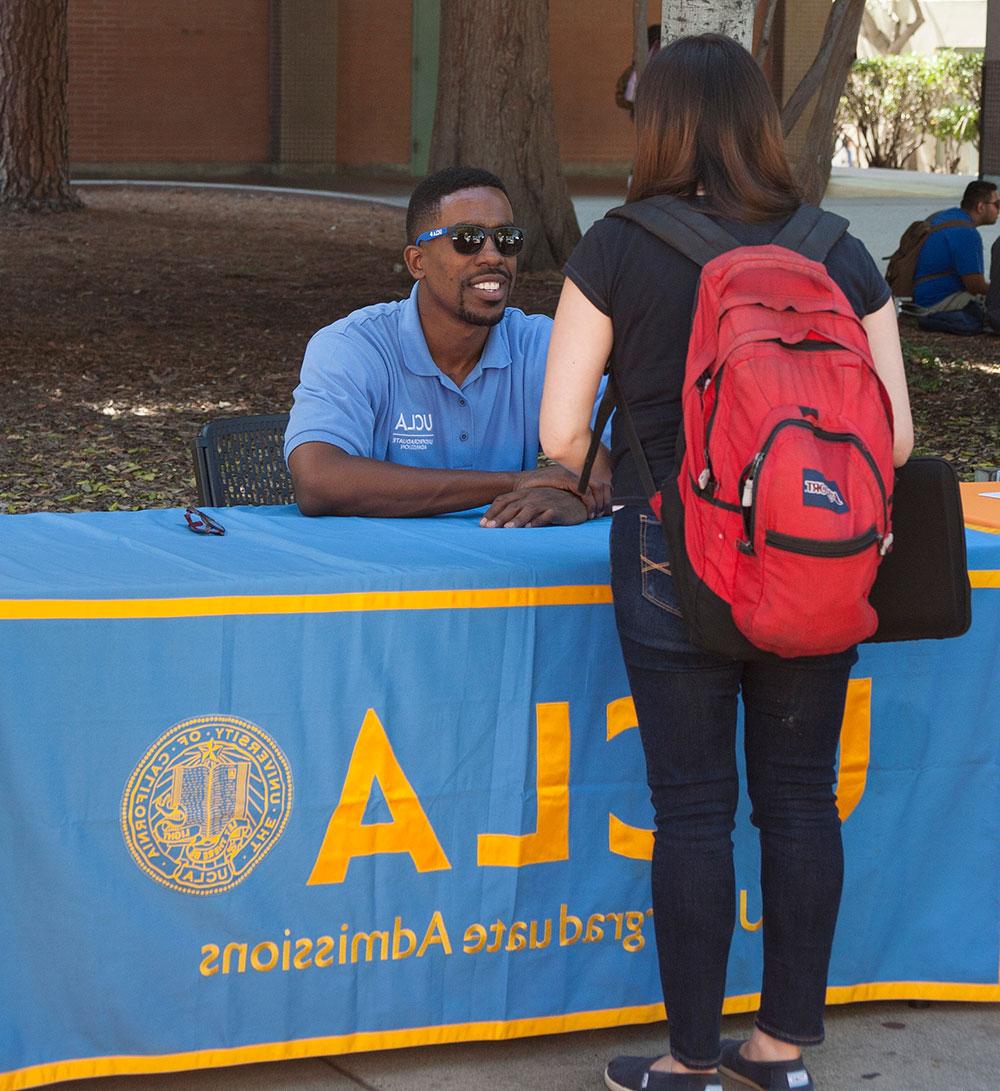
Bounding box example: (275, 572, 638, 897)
(466, 272, 510, 303)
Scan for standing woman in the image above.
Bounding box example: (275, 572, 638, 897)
(540, 34, 912, 1091)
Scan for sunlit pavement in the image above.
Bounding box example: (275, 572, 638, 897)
(73, 166, 999, 274)
(51, 1000, 1000, 1091)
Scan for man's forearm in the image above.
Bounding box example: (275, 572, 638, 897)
(962, 273, 989, 295)
(290, 443, 519, 517)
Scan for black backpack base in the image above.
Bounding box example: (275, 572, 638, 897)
(866, 457, 972, 643)
(657, 457, 973, 657)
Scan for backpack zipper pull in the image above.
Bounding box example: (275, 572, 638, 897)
(741, 453, 763, 507)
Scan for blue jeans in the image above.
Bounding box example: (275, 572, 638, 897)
(610, 505, 857, 1069)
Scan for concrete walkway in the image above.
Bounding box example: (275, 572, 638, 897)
(90, 165, 1000, 279)
(570, 168, 1000, 271)
(77, 166, 1000, 272)
(58, 167, 999, 1090)
(53, 1000, 1000, 1091)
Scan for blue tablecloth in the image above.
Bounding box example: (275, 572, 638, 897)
(1, 507, 997, 1090)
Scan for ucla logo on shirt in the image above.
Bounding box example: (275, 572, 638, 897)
(802, 468, 849, 513)
(392, 410, 435, 451)
(121, 715, 292, 896)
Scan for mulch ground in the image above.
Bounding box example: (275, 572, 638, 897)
(1, 185, 997, 514)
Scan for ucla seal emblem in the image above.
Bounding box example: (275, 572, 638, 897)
(121, 715, 292, 895)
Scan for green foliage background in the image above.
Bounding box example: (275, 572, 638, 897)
(838, 50, 982, 172)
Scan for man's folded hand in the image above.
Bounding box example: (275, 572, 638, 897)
(480, 487, 590, 528)
(513, 464, 611, 518)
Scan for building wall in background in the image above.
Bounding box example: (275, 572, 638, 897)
(858, 0, 985, 57)
(68, 0, 270, 164)
(334, 0, 412, 168)
(548, 0, 661, 169)
(66, 0, 792, 177)
(67, 0, 651, 175)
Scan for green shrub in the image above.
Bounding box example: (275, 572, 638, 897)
(926, 50, 982, 173)
(837, 50, 982, 172)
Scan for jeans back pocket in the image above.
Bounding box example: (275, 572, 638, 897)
(640, 514, 682, 616)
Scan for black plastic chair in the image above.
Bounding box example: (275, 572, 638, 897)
(191, 413, 295, 506)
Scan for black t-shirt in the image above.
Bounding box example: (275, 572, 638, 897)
(564, 203, 892, 503)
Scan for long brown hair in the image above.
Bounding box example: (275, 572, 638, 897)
(629, 34, 799, 221)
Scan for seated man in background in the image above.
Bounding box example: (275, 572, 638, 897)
(285, 166, 606, 527)
(913, 180, 997, 316)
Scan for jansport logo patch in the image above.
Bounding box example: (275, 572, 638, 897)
(392, 411, 435, 451)
(802, 469, 849, 513)
(121, 715, 292, 895)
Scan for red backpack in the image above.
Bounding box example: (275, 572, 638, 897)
(587, 198, 896, 659)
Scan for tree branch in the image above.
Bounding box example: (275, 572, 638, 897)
(755, 0, 781, 65)
(861, 10, 890, 54)
(890, 0, 924, 55)
(781, 0, 864, 138)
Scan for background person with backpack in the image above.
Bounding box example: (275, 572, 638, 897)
(540, 34, 913, 1091)
(615, 25, 662, 120)
(889, 181, 997, 334)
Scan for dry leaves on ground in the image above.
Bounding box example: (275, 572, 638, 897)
(0, 187, 996, 514)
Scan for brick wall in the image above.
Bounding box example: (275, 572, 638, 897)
(334, 0, 412, 169)
(67, 1, 782, 175)
(549, 0, 660, 168)
(68, 0, 270, 164)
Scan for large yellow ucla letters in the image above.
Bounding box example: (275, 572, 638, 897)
(607, 679, 873, 861)
(477, 702, 570, 866)
(606, 696, 654, 860)
(307, 708, 451, 885)
(835, 677, 872, 821)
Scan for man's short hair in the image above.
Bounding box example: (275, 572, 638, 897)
(961, 180, 998, 210)
(406, 167, 510, 244)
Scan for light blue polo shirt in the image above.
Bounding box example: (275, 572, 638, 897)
(285, 283, 552, 472)
(913, 207, 983, 307)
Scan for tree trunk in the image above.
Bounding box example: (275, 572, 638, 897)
(634, 0, 651, 84)
(0, 0, 80, 213)
(661, 0, 756, 49)
(429, 0, 578, 273)
(781, 0, 866, 205)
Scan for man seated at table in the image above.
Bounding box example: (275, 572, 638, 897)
(285, 166, 607, 528)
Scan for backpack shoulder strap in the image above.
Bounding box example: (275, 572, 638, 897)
(576, 372, 658, 503)
(771, 205, 849, 262)
(606, 195, 742, 267)
(577, 373, 616, 494)
(927, 217, 972, 234)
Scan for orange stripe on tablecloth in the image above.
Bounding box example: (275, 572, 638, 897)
(0, 585, 613, 620)
(4, 981, 999, 1090)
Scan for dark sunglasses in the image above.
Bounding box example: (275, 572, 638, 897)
(184, 506, 226, 536)
(414, 222, 525, 256)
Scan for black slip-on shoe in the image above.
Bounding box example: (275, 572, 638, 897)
(717, 1039, 814, 1090)
(604, 1055, 723, 1091)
